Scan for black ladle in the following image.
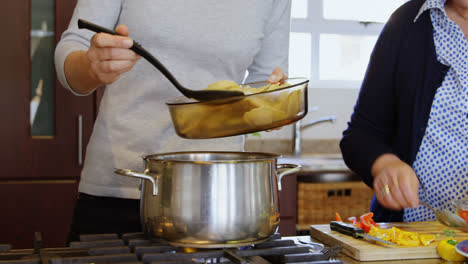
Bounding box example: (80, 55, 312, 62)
(77, 19, 244, 102)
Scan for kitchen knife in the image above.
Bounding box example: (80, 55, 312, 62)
(330, 221, 397, 246)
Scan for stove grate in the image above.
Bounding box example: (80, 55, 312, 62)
(0, 233, 343, 264)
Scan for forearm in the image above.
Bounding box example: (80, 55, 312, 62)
(64, 50, 103, 95)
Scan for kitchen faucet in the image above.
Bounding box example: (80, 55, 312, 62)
(292, 109, 337, 156)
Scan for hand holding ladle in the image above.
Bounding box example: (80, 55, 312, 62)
(78, 19, 244, 101)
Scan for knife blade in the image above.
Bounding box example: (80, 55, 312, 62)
(330, 221, 396, 246)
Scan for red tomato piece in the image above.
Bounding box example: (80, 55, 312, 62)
(459, 209, 468, 223)
(360, 212, 379, 233)
(348, 216, 364, 229)
(335, 212, 343, 222)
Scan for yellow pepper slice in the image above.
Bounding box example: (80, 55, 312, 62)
(397, 231, 420, 246)
(420, 234, 436, 246)
(368, 226, 434, 247)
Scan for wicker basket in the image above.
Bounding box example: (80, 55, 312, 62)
(297, 181, 374, 228)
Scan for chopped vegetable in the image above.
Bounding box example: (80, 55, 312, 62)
(437, 239, 466, 261)
(348, 216, 363, 229)
(443, 229, 457, 237)
(360, 212, 379, 233)
(458, 209, 468, 223)
(397, 231, 420, 246)
(335, 212, 343, 222)
(419, 234, 436, 246)
(334, 211, 436, 247)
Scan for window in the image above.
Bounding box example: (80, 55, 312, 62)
(289, 0, 407, 88)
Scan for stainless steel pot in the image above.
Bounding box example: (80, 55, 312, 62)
(115, 151, 300, 248)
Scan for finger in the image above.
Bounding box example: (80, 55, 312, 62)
(115, 24, 129, 36)
(91, 60, 137, 75)
(91, 32, 133, 49)
(94, 72, 120, 84)
(385, 173, 410, 208)
(383, 193, 404, 210)
(399, 175, 420, 208)
(374, 174, 403, 210)
(399, 182, 418, 208)
(387, 183, 409, 209)
(377, 184, 403, 210)
(267, 67, 287, 83)
(88, 47, 139, 61)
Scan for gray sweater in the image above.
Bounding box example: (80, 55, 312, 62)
(55, 0, 291, 199)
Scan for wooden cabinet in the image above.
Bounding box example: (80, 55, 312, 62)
(278, 171, 374, 236)
(0, 0, 96, 249)
(297, 180, 374, 230)
(278, 174, 297, 236)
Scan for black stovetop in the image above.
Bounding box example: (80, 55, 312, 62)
(0, 232, 342, 264)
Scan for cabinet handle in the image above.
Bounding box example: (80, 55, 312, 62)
(30, 30, 54, 38)
(78, 115, 83, 166)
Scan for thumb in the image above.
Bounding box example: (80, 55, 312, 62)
(115, 24, 129, 36)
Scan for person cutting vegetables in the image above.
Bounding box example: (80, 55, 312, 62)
(55, 0, 291, 242)
(340, 0, 468, 222)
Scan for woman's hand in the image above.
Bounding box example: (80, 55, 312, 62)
(64, 25, 141, 94)
(267, 67, 287, 84)
(371, 154, 420, 210)
(265, 67, 288, 132)
(87, 25, 141, 84)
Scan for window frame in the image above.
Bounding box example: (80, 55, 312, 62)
(290, 0, 388, 89)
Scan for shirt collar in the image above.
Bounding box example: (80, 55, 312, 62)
(414, 0, 447, 22)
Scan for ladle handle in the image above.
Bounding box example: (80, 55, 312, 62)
(77, 19, 189, 97)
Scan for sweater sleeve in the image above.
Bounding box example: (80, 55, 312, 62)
(54, 0, 123, 95)
(244, 0, 291, 83)
(339, 9, 406, 188)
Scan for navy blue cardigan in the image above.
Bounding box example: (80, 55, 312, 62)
(339, 0, 449, 222)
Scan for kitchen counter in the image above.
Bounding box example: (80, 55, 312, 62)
(290, 236, 448, 264)
(278, 154, 350, 173)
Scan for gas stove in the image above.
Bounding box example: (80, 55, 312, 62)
(0, 232, 342, 264)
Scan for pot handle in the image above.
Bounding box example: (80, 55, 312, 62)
(276, 163, 301, 191)
(114, 168, 159, 196)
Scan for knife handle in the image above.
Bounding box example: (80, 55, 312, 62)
(330, 221, 366, 238)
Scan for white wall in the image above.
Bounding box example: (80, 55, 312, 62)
(256, 87, 360, 140)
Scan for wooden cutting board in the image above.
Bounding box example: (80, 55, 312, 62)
(310, 221, 468, 261)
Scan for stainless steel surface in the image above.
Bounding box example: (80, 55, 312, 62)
(278, 154, 350, 174)
(115, 151, 300, 248)
(420, 201, 467, 230)
(357, 233, 396, 245)
(297, 171, 360, 183)
(292, 115, 337, 156)
(297, 237, 325, 251)
(416, 173, 468, 230)
(321, 245, 344, 259)
(277, 163, 301, 190)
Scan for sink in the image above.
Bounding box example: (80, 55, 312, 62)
(277, 154, 358, 183)
(278, 154, 350, 173)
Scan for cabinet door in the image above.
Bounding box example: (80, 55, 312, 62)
(278, 174, 297, 236)
(2, 0, 95, 178)
(0, 182, 78, 248)
(0, 0, 96, 248)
